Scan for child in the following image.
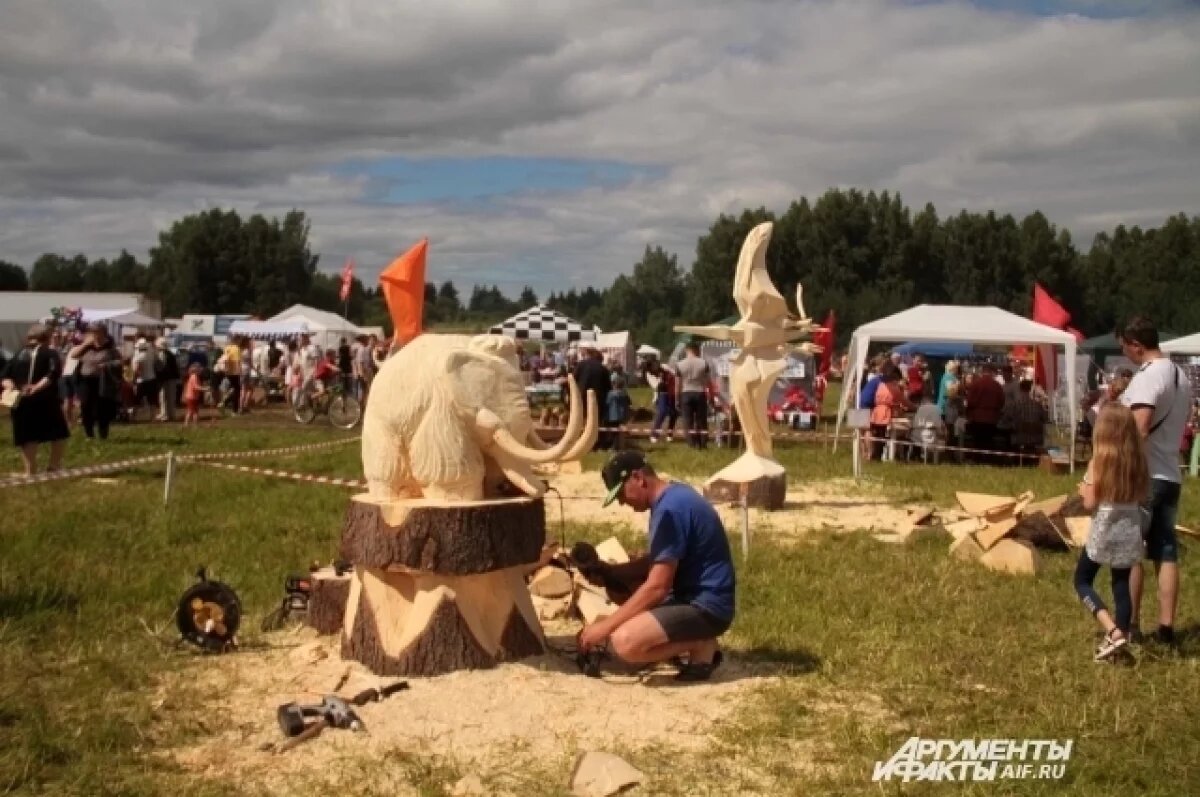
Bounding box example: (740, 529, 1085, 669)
(1074, 402, 1149, 662)
(183, 363, 203, 427)
(311, 349, 339, 397)
(605, 374, 632, 448)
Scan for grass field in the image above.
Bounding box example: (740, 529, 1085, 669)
(1, 401, 1198, 796)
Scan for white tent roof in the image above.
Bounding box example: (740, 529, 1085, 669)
(853, 305, 1077, 346)
(80, 308, 166, 327)
(1161, 333, 1200, 355)
(268, 304, 360, 333)
(228, 319, 310, 340)
(838, 304, 1078, 471)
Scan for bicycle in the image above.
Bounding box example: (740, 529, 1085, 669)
(293, 383, 362, 429)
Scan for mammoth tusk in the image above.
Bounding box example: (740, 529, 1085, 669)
(558, 388, 599, 462)
(480, 375, 585, 464)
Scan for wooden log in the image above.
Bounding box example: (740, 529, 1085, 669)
(341, 566, 544, 677)
(340, 495, 545, 575)
(1013, 494, 1071, 550)
(307, 567, 352, 635)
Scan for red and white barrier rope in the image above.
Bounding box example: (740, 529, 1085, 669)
(179, 436, 360, 461)
(0, 454, 169, 489)
(0, 436, 360, 490)
(188, 459, 366, 488)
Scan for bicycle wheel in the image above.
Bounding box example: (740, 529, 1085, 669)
(293, 394, 317, 424)
(328, 394, 362, 429)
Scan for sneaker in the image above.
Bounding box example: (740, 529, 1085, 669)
(649, 435, 660, 443)
(1094, 631, 1128, 662)
(675, 650, 724, 682)
(1154, 626, 1177, 646)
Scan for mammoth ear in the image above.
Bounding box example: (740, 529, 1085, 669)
(468, 334, 517, 360)
(443, 349, 487, 376)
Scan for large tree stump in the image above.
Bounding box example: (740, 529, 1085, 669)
(339, 495, 546, 677)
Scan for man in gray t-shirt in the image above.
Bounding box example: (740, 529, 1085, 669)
(1117, 316, 1191, 645)
(675, 343, 711, 449)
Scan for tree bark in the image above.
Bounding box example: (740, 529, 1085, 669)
(340, 495, 545, 574)
(340, 566, 545, 677)
(306, 567, 352, 635)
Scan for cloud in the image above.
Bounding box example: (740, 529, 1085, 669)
(0, 0, 1197, 296)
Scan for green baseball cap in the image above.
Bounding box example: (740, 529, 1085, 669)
(601, 450, 647, 507)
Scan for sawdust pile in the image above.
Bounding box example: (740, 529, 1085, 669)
(546, 471, 913, 538)
(164, 624, 774, 790)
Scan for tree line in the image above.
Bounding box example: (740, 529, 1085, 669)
(1, 192, 1196, 351)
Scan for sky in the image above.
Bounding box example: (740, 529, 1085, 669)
(0, 0, 1197, 297)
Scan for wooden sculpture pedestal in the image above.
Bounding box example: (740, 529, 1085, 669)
(338, 495, 546, 677)
(702, 453, 786, 510)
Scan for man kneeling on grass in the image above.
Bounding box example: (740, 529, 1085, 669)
(577, 451, 736, 681)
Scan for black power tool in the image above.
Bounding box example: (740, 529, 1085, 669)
(261, 560, 353, 631)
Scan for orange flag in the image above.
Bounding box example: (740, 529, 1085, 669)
(380, 238, 427, 346)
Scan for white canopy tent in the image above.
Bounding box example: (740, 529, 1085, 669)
(1161, 333, 1200, 355)
(595, 331, 634, 372)
(836, 305, 1079, 470)
(267, 304, 362, 350)
(228, 319, 310, 341)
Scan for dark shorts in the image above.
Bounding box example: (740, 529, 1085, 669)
(58, 375, 77, 401)
(650, 602, 731, 643)
(1146, 479, 1181, 563)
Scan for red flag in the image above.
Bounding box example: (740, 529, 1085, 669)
(339, 258, 355, 302)
(1030, 283, 1075, 392)
(813, 310, 836, 376)
(1032, 283, 1070, 328)
(380, 239, 427, 346)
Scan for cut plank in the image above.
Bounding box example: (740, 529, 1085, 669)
(956, 492, 1017, 518)
(1022, 494, 1068, 519)
(976, 517, 1018, 552)
(950, 532, 985, 562)
(574, 584, 617, 625)
(945, 517, 986, 541)
(1012, 493, 1035, 518)
(529, 565, 574, 598)
(979, 539, 1041, 576)
(594, 537, 630, 565)
(1065, 517, 1091, 548)
(570, 751, 644, 797)
(1177, 524, 1200, 540)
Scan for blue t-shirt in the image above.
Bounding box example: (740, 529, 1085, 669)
(648, 483, 736, 623)
(859, 375, 882, 410)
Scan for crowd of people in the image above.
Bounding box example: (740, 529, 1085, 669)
(857, 352, 1051, 463)
(1, 322, 390, 476)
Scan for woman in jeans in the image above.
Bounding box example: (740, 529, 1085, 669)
(70, 323, 123, 440)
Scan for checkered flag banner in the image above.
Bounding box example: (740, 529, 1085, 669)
(489, 304, 597, 343)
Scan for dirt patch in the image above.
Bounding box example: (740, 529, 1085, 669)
(545, 471, 913, 539)
(161, 623, 774, 793)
